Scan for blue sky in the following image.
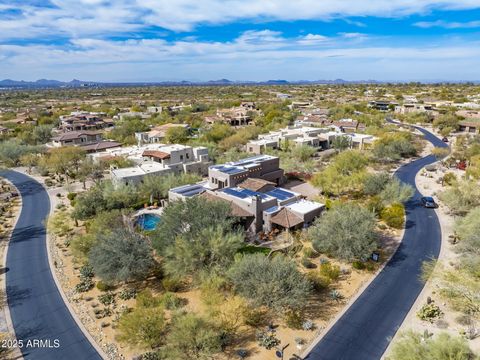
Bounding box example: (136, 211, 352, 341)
(1, 1, 480, 82)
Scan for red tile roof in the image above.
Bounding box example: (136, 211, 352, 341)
(142, 150, 171, 159)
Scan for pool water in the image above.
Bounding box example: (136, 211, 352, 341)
(136, 213, 161, 231)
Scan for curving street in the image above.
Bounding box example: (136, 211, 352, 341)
(0, 170, 101, 360)
(305, 126, 448, 360)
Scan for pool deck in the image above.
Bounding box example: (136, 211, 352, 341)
(133, 207, 164, 217)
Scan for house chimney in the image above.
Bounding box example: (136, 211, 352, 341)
(252, 194, 263, 233)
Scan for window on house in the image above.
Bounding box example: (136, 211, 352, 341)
(180, 155, 183, 161)
(186, 153, 190, 159)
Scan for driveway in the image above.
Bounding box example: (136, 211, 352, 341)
(0, 170, 101, 360)
(305, 127, 448, 360)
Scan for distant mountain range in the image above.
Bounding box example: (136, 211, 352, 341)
(0, 78, 478, 89)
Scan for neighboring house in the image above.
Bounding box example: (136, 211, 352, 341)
(167, 104, 191, 114)
(402, 95, 418, 103)
(208, 154, 285, 189)
(245, 123, 374, 154)
(116, 111, 152, 121)
(135, 123, 190, 144)
(108, 144, 210, 186)
(457, 110, 480, 134)
(246, 124, 329, 154)
(79, 141, 123, 153)
(205, 102, 259, 127)
(347, 133, 377, 150)
(51, 130, 103, 147)
(332, 119, 365, 133)
(367, 100, 393, 111)
(59, 112, 113, 132)
(458, 121, 480, 134)
(394, 103, 435, 115)
(50, 130, 121, 153)
(288, 101, 312, 110)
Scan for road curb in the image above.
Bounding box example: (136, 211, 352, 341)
(301, 224, 406, 359)
(11, 169, 108, 360)
(0, 177, 23, 360)
(381, 124, 451, 359)
(301, 123, 446, 359)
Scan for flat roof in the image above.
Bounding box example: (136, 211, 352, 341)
(221, 187, 272, 201)
(211, 165, 246, 175)
(170, 181, 208, 197)
(111, 162, 168, 178)
(286, 200, 324, 215)
(265, 188, 298, 201)
(229, 154, 276, 166)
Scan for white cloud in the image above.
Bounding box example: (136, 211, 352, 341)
(236, 30, 285, 45)
(2, 1, 480, 81)
(298, 34, 329, 45)
(134, 0, 480, 32)
(414, 19, 480, 29)
(1, 0, 480, 40)
(2, 31, 480, 81)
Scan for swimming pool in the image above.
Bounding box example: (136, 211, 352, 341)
(136, 213, 161, 231)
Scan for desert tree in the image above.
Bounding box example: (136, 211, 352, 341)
(89, 226, 154, 283)
(310, 204, 378, 261)
(228, 254, 311, 312)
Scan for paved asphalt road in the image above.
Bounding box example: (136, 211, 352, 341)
(0, 170, 101, 359)
(306, 127, 448, 360)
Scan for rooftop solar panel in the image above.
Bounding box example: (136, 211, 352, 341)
(223, 188, 248, 199)
(223, 167, 244, 174)
(265, 206, 280, 213)
(182, 188, 205, 197)
(266, 188, 295, 201)
(240, 188, 268, 199)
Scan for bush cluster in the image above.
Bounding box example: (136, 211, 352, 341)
(380, 203, 405, 229)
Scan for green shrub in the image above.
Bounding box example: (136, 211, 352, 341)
(366, 195, 384, 215)
(161, 292, 186, 310)
(442, 172, 457, 186)
(256, 331, 280, 349)
(96, 281, 114, 292)
(390, 331, 475, 360)
(243, 308, 269, 328)
(380, 203, 405, 229)
(352, 261, 366, 270)
(319, 262, 340, 281)
(303, 247, 319, 258)
(162, 277, 181, 292)
(98, 292, 116, 306)
(118, 288, 137, 301)
(307, 272, 331, 291)
(417, 302, 443, 323)
(79, 264, 94, 279)
(141, 352, 162, 360)
(285, 310, 305, 329)
(67, 192, 77, 201)
(75, 278, 94, 293)
(136, 290, 162, 308)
